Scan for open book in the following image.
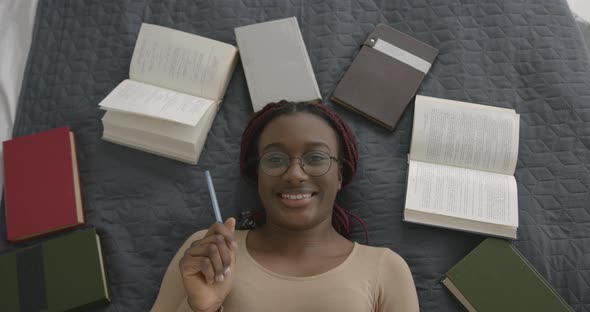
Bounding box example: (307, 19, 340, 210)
(99, 23, 238, 164)
(404, 95, 520, 239)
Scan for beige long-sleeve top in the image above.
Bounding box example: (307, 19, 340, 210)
(151, 230, 419, 312)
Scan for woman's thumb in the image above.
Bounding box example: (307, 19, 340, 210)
(224, 217, 236, 233)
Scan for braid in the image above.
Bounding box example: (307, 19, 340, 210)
(239, 100, 368, 243)
(239, 102, 284, 179)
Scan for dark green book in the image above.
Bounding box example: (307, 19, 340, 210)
(441, 238, 573, 312)
(0, 228, 110, 311)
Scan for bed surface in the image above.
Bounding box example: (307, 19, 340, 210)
(0, 0, 39, 193)
(1, 0, 590, 311)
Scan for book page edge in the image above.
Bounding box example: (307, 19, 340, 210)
(441, 277, 477, 312)
(69, 132, 84, 224)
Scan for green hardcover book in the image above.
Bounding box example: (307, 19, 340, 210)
(0, 228, 110, 311)
(441, 238, 573, 312)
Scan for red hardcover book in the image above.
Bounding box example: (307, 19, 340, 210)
(3, 127, 84, 242)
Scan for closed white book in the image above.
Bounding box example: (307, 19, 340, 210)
(235, 17, 322, 112)
(404, 95, 520, 239)
(99, 23, 238, 164)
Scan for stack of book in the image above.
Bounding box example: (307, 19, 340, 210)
(2, 127, 110, 310)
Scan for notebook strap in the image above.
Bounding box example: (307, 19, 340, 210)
(370, 38, 433, 74)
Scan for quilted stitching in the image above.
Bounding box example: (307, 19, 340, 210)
(1, 0, 589, 311)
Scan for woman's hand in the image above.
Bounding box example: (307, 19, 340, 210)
(179, 218, 238, 312)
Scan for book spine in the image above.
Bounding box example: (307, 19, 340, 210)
(440, 277, 477, 312)
(291, 18, 321, 101)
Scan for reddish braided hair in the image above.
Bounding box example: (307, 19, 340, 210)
(239, 100, 368, 243)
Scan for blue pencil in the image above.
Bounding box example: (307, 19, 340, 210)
(205, 170, 223, 223)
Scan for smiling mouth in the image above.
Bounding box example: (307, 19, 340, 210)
(280, 193, 313, 200)
(277, 192, 317, 208)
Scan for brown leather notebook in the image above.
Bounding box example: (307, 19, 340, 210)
(331, 24, 438, 130)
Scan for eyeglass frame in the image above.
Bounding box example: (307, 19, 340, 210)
(256, 150, 341, 177)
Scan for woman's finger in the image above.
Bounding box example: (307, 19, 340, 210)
(206, 243, 226, 282)
(199, 257, 215, 284)
(179, 256, 215, 284)
(205, 221, 237, 249)
(188, 235, 235, 262)
(213, 234, 232, 271)
(183, 244, 231, 282)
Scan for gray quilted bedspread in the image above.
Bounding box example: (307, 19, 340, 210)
(1, 0, 590, 311)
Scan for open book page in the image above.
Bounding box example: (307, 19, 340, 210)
(405, 160, 518, 226)
(409, 95, 520, 175)
(98, 79, 214, 126)
(130, 23, 237, 101)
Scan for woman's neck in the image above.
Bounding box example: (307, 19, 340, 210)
(250, 220, 346, 256)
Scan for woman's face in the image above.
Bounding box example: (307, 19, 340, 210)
(257, 112, 342, 231)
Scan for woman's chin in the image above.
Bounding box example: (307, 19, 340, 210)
(274, 211, 327, 231)
(264, 198, 330, 230)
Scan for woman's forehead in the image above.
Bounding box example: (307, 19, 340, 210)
(258, 113, 340, 152)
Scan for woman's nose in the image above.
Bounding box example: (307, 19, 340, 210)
(282, 158, 308, 182)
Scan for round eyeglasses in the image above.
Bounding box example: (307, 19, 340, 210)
(259, 151, 339, 177)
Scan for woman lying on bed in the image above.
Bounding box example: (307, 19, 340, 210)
(151, 101, 419, 312)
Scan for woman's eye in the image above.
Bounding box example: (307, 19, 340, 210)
(268, 156, 284, 163)
(305, 153, 327, 164)
(263, 154, 287, 167)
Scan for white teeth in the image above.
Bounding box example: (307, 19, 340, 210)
(281, 193, 312, 200)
